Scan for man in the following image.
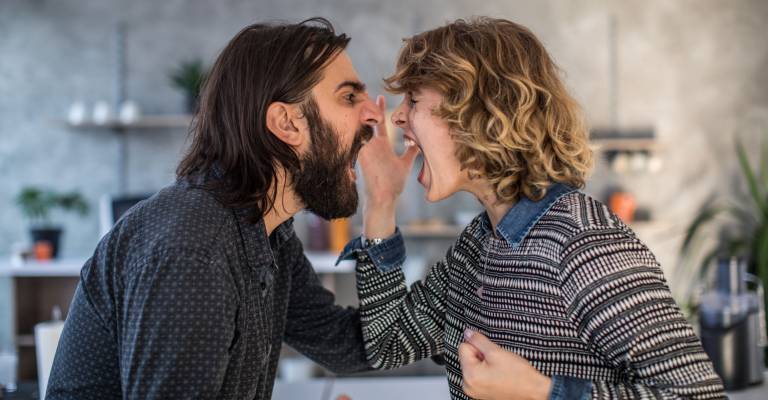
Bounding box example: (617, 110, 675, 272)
(47, 18, 381, 399)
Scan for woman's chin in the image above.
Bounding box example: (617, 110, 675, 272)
(424, 187, 451, 203)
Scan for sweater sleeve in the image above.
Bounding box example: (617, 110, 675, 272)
(558, 226, 726, 399)
(355, 242, 451, 369)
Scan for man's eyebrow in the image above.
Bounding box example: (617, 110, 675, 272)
(335, 80, 366, 93)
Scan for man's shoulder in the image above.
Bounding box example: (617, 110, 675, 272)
(109, 181, 241, 255)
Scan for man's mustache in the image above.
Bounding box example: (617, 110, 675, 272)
(350, 125, 374, 159)
(360, 124, 374, 143)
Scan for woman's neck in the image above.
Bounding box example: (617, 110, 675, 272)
(468, 180, 515, 233)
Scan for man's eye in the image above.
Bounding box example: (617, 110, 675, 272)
(344, 93, 356, 103)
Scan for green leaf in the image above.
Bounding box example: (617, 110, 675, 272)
(169, 59, 208, 98)
(736, 138, 768, 218)
(57, 192, 89, 216)
(730, 204, 759, 227)
(681, 201, 723, 254)
(754, 226, 768, 341)
(761, 132, 768, 192)
(755, 225, 768, 283)
(15, 187, 52, 221)
(723, 237, 749, 257)
(15, 187, 89, 223)
(697, 248, 722, 283)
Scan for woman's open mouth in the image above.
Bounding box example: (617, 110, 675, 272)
(403, 134, 427, 186)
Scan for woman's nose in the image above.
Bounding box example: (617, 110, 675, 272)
(391, 106, 406, 128)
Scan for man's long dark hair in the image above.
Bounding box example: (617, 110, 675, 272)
(176, 18, 350, 221)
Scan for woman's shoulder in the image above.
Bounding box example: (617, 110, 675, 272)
(545, 190, 630, 234)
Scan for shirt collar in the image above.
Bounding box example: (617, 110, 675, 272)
(243, 211, 295, 252)
(270, 217, 295, 249)
(182, 167, 296, 251)
(479, 182, 576, 248)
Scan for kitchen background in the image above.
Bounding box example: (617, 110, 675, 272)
(1, 0, 768, 398)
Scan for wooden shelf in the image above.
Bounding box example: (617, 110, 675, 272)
(58, 114, 192, 130)
(16, 334, 35, 347)
(591, 137, 658, 152)
(11, 275, 79, 381)
(590, 127, 658, 152)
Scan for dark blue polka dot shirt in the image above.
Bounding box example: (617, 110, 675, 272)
(47, 176, 370, 399)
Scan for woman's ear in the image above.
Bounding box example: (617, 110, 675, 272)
(266, 101, 308, 147)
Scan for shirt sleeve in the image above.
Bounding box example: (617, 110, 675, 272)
(558, 226, 726, 399)
(283, 237, 372, 374)
(118, 247, 239, 399)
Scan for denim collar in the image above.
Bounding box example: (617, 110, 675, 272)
(479, 182, 576, 248)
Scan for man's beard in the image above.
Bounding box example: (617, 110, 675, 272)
(292, 99, 373, 220)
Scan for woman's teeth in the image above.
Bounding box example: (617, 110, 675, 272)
(404, 138, 416, 147)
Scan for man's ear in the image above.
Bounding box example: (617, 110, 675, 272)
(265, 101, 308, 147)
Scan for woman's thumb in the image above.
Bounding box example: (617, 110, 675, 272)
(463, 328, 499, 357)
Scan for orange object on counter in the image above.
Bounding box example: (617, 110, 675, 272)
(329, 218, 350, 253)
(609, 191, 637, 224)
(34, 240, 54, 260)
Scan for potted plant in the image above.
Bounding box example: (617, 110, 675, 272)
(169, 58, 208, 113)
(681, 136, 768, 362)
(15, 187, 89, 259)
(682, 136, 768, 286)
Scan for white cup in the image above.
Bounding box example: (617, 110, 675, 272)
(119, 101, 141, 124)
(92, 101, 112, 125)
(67, 101, 86, 125)
(0, 351, 18, 392)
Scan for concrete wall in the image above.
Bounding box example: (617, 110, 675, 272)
(2, 0, 768, 346)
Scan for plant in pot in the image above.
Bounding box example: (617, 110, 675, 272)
(169, 58, 208, 113)
(15, 187, 89, 259)
(681, 136, 768, 367)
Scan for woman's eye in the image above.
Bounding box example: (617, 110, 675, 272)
(408, 97, 418, 107)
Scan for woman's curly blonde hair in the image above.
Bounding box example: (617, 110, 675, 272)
(384, 17, 593, 203)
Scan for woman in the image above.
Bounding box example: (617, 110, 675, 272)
(338, 17, 725, 399)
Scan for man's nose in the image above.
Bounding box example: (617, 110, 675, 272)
(361, 95, 383, 126)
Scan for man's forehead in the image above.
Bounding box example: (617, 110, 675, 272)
(317, 51, 364, 92)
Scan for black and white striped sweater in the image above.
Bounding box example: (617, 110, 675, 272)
(353, 190, 725, 399)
